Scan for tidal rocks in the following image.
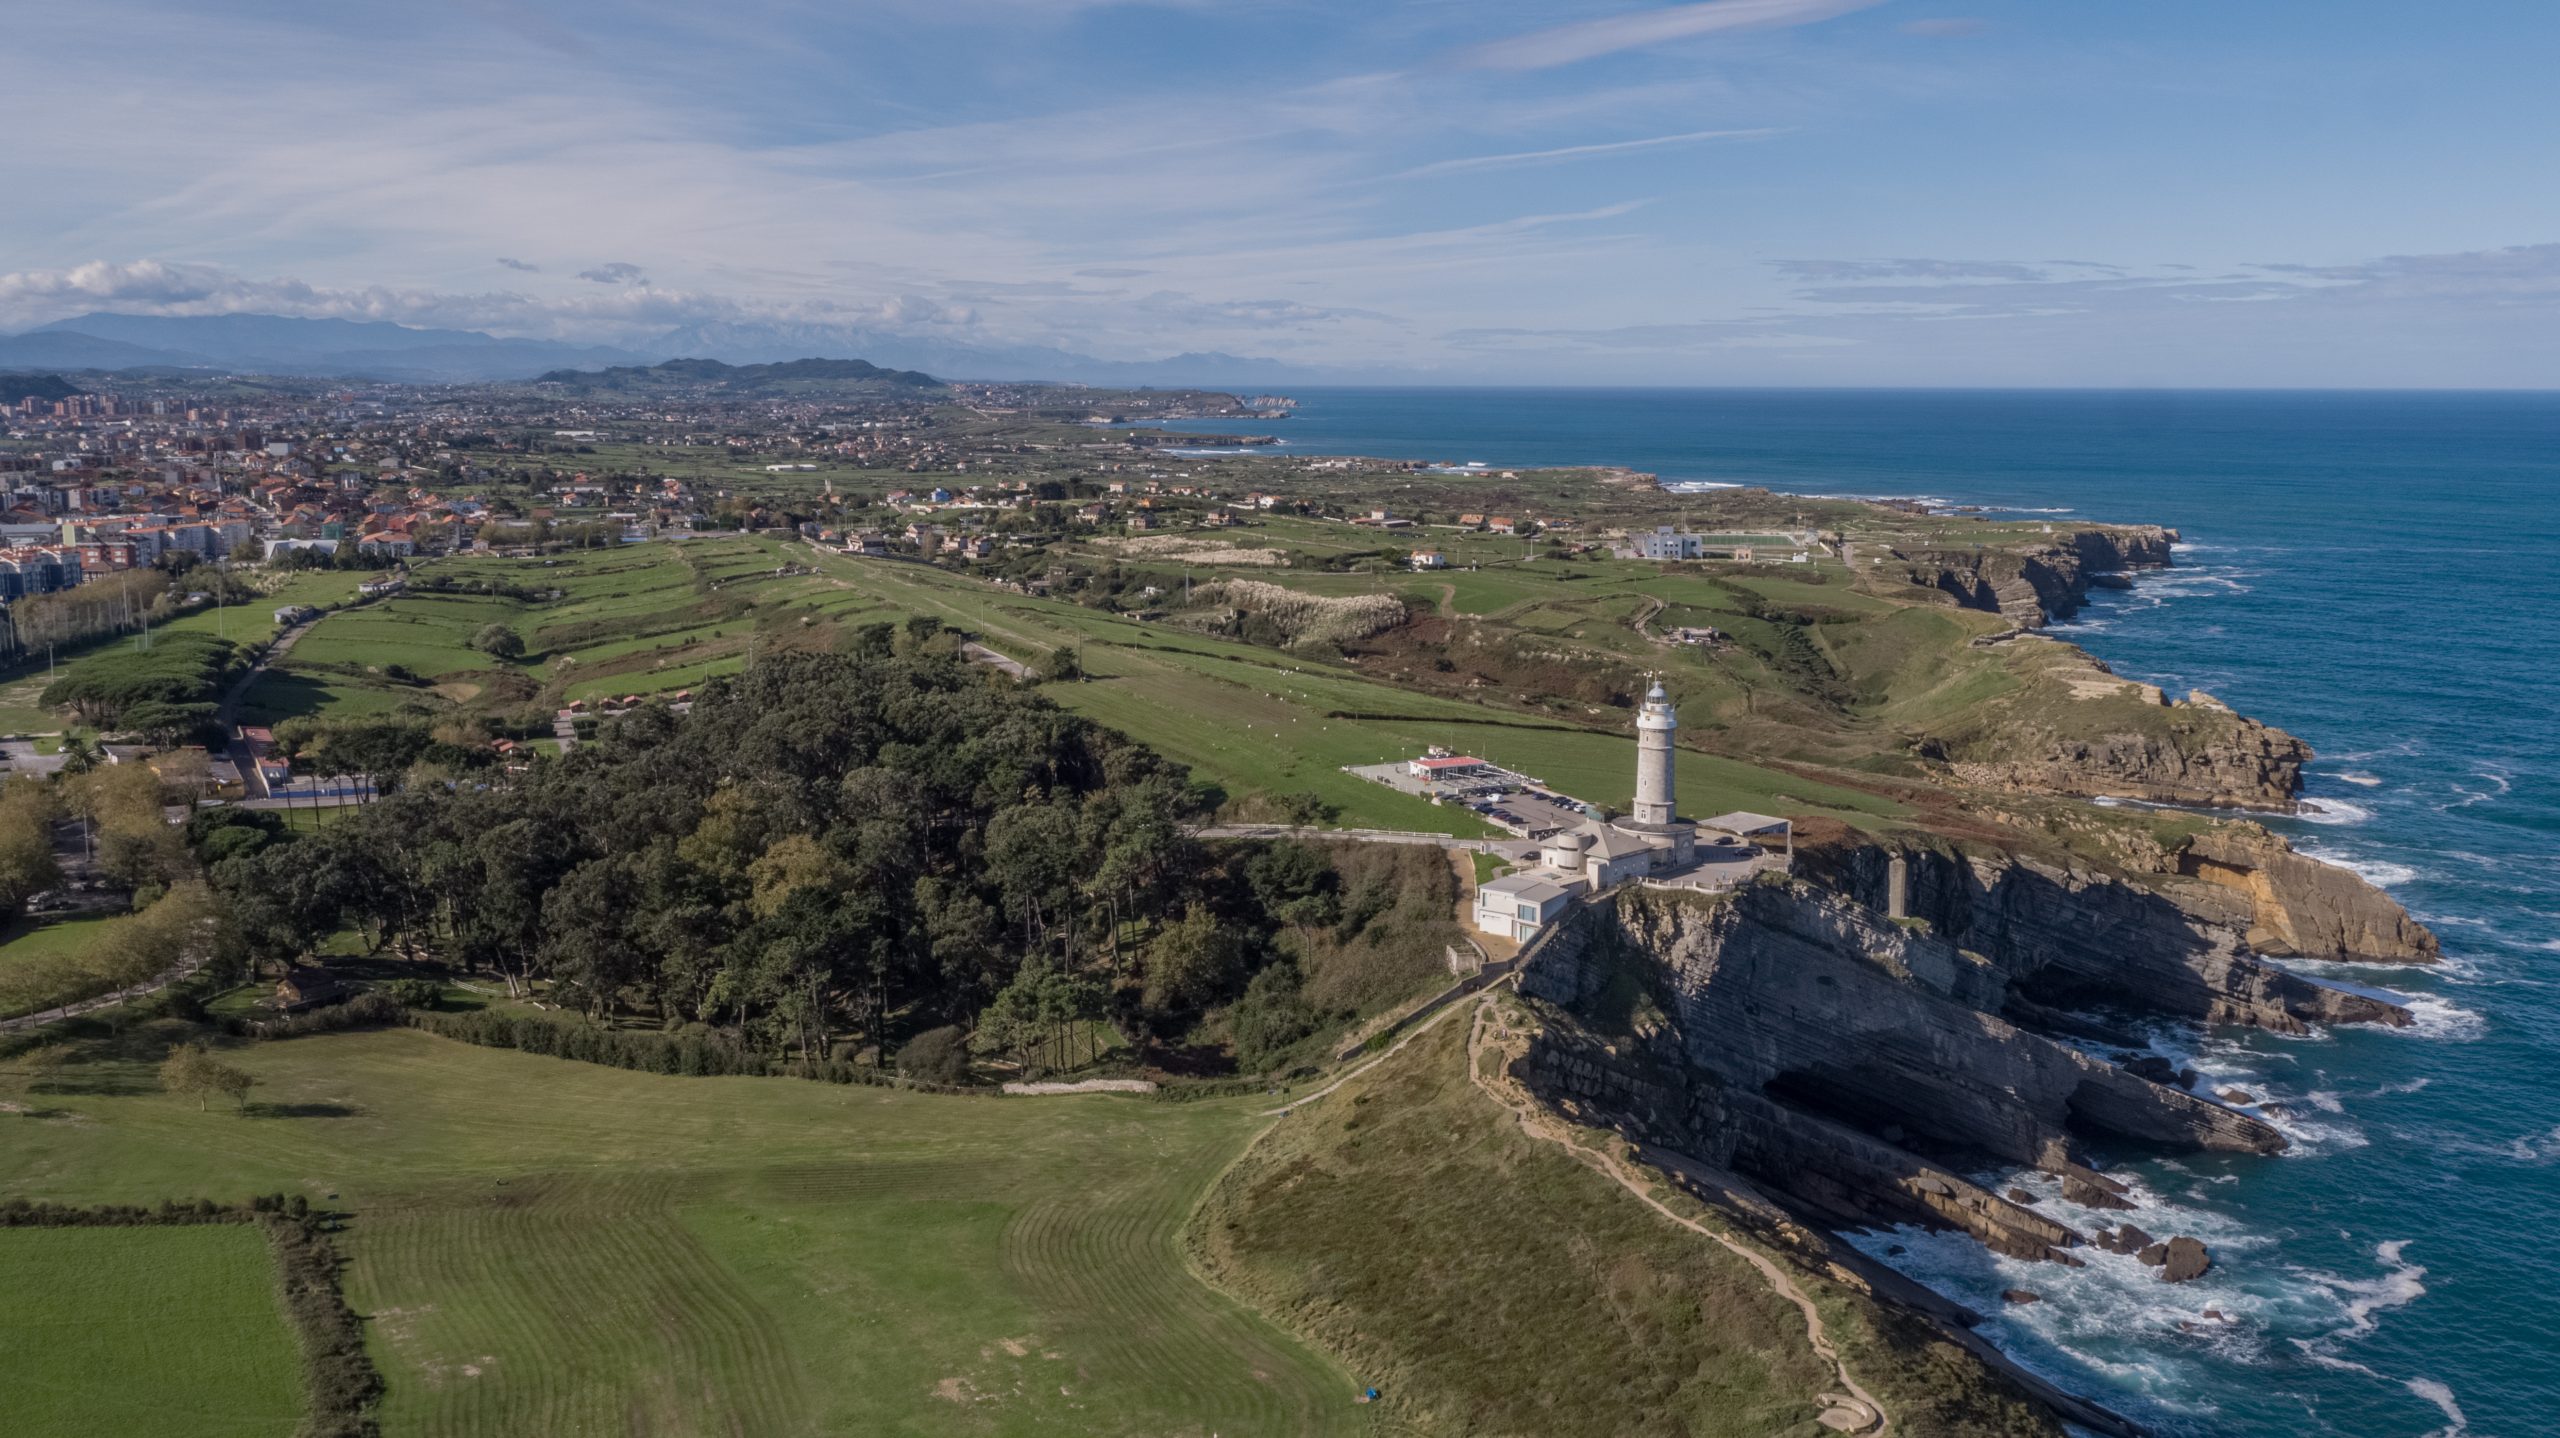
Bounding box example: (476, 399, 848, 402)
(2062, 1171, 2137, 1212)
(2154, 1237, 2212, 1283)
(2002, 1289, 2044, 1305)
(2095, 1224, 2154, 1256)
(2005, 1186, 2039, 1206)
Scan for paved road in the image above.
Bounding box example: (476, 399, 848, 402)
(222, 612, 327, 799)
(962, 641, 1031, 679)
(0, 738, 65, 778)
(1194, 823, 1501, 851)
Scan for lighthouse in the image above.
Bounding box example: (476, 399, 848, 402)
(1632, 680, 1678, 826)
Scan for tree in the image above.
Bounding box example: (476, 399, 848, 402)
(471, 623, 525, 659)
(160, 1041, 254, 1113)
(0, 777, 61, 917)
(1141, 904, 1247, 1016)
(1037, 645, 1082, 683)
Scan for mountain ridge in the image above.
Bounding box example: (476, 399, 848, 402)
(0, 311, 1310, 386)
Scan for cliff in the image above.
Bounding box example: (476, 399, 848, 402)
(2175, 823, 2439, 962)
(1892, 526, 2178, 628)
(1517, 884, 2287, 1272)
(1797, 833, 2428, 1031)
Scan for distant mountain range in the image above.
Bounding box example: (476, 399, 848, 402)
(0, 313, 651, 383)
(535, 357, 943, 393)
(0, 312, 1309, 387)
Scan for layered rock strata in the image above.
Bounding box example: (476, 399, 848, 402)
(1801, 837, 2429, 1032)
(1894, 526, 2178, 628)
(1516, 884, 2286, 1270)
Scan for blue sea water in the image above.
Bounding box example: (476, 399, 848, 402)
(1253, 389, 2560, 1437)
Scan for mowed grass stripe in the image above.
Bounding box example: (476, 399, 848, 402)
(7, 1030, 1364, 1437)
(1003, 1105, 1361, 1437)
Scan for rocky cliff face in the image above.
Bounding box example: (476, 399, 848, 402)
(1798, 836, 2429, 1031)
(1517, 885, 2287, 1269)
(1895, 525, 2178, 628)
(2176, 823, 2439, 962)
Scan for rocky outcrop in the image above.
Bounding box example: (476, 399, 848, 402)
(1895, 526, 2178, 628)
(1516, 885, 2284, 1270)
(2176, 823, 2439, 962)
(1800, 839, 2422, 1031)
(2154, 1236, 2212, 1283)
(1945, 711, 2314, 813)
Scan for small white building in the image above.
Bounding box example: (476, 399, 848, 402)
(1472, 872, 1585, 943)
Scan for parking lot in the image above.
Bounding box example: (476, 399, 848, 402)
(1345, 758, 1600, 839)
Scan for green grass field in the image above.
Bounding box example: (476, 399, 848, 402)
(5, 1027, 1372, 1438)
(0, 1224, 305, 1438)
(238, 536, 1929, 835)
(0, 914, 132, 1019)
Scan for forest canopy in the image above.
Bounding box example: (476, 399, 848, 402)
(206, 650, 1429, 1072)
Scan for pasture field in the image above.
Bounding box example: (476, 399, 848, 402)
(3, 1027, 1371, 1438)
(0, 1224, 306, 1438)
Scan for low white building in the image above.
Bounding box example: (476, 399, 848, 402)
(1472, 872, 1585, 943)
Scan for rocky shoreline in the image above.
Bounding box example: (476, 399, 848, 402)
(1504, 813, 2438, 1434)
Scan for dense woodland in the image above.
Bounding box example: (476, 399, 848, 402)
(195, 652, 1455, 1075)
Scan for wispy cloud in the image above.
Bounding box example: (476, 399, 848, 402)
(1459, 0, 1886, 72)
(1898, 17, 1985, 37)
(1389, 127, 1781, 179)
(494, 256, 540, 272)
(576, 261, 648, 285)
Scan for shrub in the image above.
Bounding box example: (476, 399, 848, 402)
(895, 1025, 970, 1084)
(471, 623, 525, 659)
(381, 978, 443, 1009)
(1230, 963, 1331, 1074)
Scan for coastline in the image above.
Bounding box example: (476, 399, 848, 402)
(1218, 389, 2528, 1437)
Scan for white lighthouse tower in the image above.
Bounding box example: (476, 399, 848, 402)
(1633, 680, 1678, 826)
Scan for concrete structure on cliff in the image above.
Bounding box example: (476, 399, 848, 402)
(1472, 682, 1789, 941)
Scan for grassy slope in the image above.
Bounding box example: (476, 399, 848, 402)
(4, 1027, 1369, 1438)
(0, 1224, 305, 1438)
(1190, 1011, 2059, 1438)
(241, 536, 1925, 834)
(793, 545, 1906, 833)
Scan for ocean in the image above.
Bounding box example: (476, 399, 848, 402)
(1252, 388, 2560, 1437)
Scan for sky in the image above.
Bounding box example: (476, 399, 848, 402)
(6, 0, 2560, 386)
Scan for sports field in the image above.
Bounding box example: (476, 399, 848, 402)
(4, 1027, 1371, 1437)
(0, 1224, 305, 1438)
